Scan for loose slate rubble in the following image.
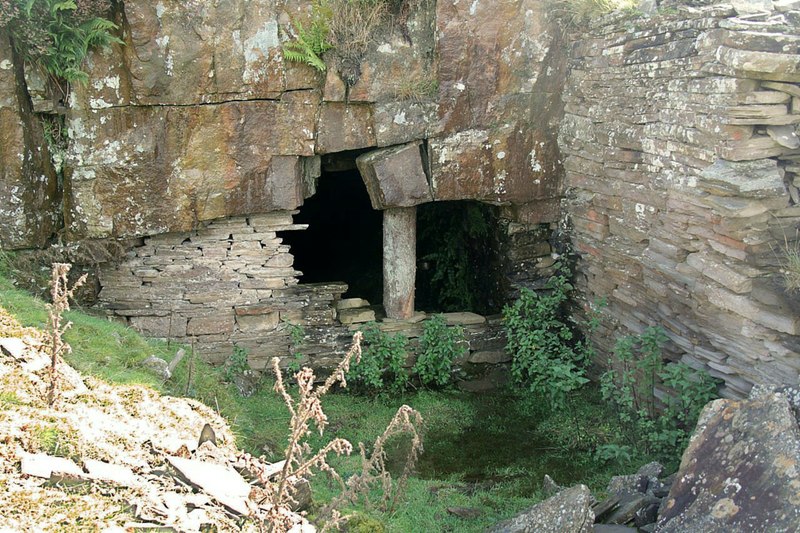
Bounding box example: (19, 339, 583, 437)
(0, 310, 313, 532)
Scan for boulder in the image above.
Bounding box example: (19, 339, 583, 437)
(657, 388, 800, 532)
(487, 484, 594, 533)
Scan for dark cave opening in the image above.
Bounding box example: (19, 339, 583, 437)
(416, 201, 504, 316)
(281, 155, 383, 305)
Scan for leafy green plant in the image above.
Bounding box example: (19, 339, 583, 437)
(413, 315, 465, 388)
(286, 323, 306, 375)
(282, 4, 333, 72)
(347, 323, 409, 395)
(600, 327, 719, 462)
(594, 443, 632, 464)
(503, 264, 591, 410)
(1, 0, 123, 84)
(225, 345, 250, 382)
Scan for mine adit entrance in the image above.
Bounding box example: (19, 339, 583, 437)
(416, 200, 504, 316)
(280, 151, 383, 305)
(281, 149, 505, 317)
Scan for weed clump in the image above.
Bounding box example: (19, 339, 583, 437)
(46, 263, 87, 407)
(503, 264, 593, 410)
(346, 323, 409, 395)
(779, 229, 800, 293)
(414, 314, 465, 388)
(600, 326, 719, 465)
(282, 0, 420, 87)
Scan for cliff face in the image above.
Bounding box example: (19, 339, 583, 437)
(54, 0, 564, 240)
(2, 1, 799, 396)
(0, 36, 59, 249)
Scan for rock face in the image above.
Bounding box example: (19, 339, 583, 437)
(35, 0, 563, 364)
(53, 0, 563, 241)
(560, 4, 800, 397)
(0, 34, 60, 249)
(657, 386, 800, 532)
(487, 484, 594, 533)
(4, 0, 798, 402)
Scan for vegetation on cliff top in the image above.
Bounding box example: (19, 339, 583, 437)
(0, 0, 122, 84)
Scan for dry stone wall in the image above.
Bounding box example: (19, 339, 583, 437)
(561, 3, 800, 398)
(97, 211, 511, 375)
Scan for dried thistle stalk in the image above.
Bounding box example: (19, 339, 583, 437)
(46, 263, 87, 407)
(328, 404, 423, 513)
(263, 331, 363, 531)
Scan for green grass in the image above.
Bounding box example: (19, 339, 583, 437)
(0, 264, 658, 531)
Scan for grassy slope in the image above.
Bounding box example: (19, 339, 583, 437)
(0, 269, 650, 532)
(0, 273, 545, 530)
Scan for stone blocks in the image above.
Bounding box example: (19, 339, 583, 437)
(356, 141, 432, 209)
(561, 7, 800, 398)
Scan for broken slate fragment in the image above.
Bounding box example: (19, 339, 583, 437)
(166, 456, 252, 516)
(84, 459, 138, 486)
(0, 337, 26, 359)
(766, 125, 800, 149)
(21, 452, 83, 479)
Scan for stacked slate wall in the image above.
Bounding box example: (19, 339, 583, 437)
(560, 4, 800, 398)
(97, 212, 523, 377)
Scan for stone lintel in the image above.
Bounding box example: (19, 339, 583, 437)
(356, 141, 432, 210)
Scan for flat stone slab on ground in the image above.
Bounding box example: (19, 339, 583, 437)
(21, 453, 83, 479)
(166, 456, 251, 516)
(442, 312, 486, 326)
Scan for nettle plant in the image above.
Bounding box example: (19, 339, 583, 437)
(413, 314, 466, 388)
(346, 323, 409, 395)
(0, 0, 122, 84)
(600, 326, 719, 463)
(503, 264, 596, 410)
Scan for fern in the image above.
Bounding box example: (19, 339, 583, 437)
(3, 0, 122, 84)
(282, 11, 333, 72)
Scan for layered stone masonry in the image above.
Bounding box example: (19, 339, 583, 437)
(561, 4, 800, 398)
(97, 212, 529, 376)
